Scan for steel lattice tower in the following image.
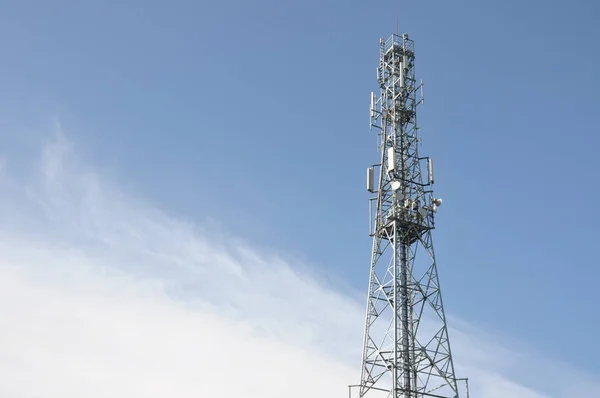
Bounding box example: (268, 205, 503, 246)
(352, 33, 468, 398)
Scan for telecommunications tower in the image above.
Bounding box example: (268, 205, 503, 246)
(351, 33, 469, 398)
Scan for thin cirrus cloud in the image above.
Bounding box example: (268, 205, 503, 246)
(0, 128, 597, 398)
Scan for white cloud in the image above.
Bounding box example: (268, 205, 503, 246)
(0, 129, 597, 397)
(0, 251, 355, 398)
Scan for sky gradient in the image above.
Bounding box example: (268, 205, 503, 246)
(0, 1, 599, 397)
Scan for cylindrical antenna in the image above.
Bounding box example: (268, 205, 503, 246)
(400, 63, 405, 89)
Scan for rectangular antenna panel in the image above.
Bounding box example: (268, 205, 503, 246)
(370, 92, 375, 118)
(387, 147, 396, 173)
(428, 158, 434, 185)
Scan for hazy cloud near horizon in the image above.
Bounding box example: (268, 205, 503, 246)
(0, 130, 597, 398)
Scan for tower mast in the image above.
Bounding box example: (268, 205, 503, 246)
(357, 32, 465, 398)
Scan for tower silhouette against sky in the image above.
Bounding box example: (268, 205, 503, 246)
(352, 32, 469, 398)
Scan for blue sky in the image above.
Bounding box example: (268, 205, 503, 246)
(0, 1, 599, 397)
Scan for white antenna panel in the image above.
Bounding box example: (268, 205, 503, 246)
(387, 147, 396, 173)
(370, 92, 375, 118)
(400, 67, 405, 88)
(428, 158, 434, 185)
(367, 167, 375, 192)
